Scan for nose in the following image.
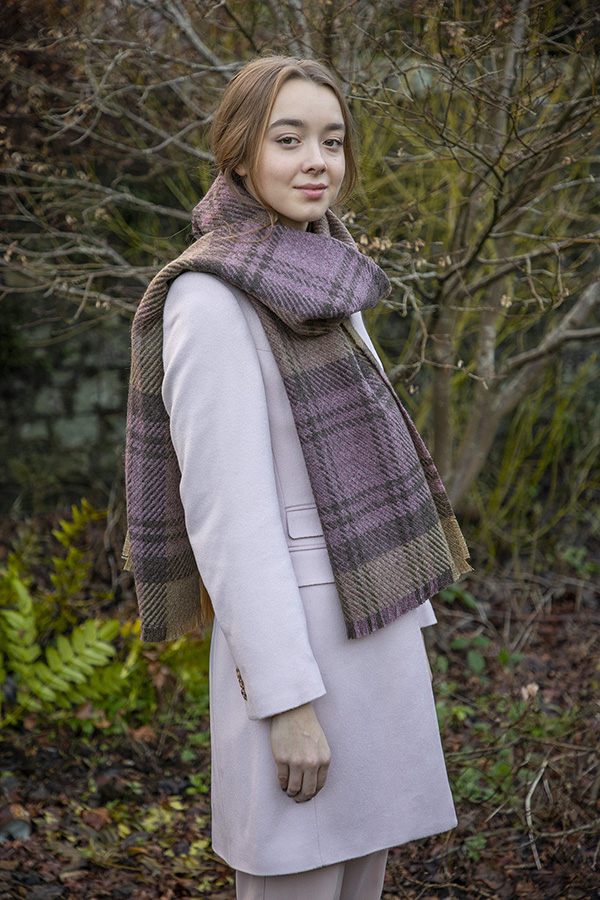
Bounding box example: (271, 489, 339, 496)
(301, 140, 326, 173)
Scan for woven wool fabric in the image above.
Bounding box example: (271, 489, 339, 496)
(124, 175, 471, 642)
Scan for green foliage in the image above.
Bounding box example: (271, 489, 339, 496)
(556, 544, 599, 580)
(473, 356, 600, 569)
(0, 500, 210, 732)
(498, 646, 524, 671)
(438, 583, 479, 611)
(186, 771, 210, 795)
(450, 633, 492, 677)
(435, 670, 580, 859)
(433, 624, 584, 876)
(430, 584, 590, 874)
(50, 499, 107, 601)
(0, 568, 122, 725)
(464, 833, 487, 861)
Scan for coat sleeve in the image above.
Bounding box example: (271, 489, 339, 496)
(161, 271, 326, 720)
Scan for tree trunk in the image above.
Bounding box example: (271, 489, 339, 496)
(430, 297, 455, 481)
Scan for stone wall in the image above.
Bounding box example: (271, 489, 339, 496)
(1, 313, 130, 513)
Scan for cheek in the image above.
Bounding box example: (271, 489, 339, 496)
(334, 157, 346, 187)
(255, 154, 286, 188)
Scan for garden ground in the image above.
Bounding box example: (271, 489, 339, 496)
(0, 514, 598, 900)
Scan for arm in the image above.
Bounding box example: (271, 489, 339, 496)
(161, 272, 326, 720)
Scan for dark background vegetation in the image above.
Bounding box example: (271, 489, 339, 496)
(0, 1, 599, 898)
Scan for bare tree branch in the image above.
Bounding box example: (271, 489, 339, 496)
(1, 170, 194, 221)
(498, 281, 600, 380)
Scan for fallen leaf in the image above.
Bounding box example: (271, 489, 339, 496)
(0, 860, 20, 870)
(59, 869, 88, 882)
(75, 701, 95, 720)
(75, 702, 110, 727)
(475, 863, 506, 890)
(81, 806, 111, 831)
(132, 725, 157, 744)
(520, 682, 540, 701)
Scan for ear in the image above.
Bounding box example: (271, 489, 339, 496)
(234, 164, 248, 177)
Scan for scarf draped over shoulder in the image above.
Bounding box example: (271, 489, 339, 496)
(124, 175, 471, 642)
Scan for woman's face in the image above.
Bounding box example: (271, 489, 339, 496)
(237, 78, 346, 231)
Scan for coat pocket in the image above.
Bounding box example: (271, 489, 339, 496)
(286, 504, 324, 541)
(285, 504, 335, 587)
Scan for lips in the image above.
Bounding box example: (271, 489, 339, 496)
(295, 183, 327, 200)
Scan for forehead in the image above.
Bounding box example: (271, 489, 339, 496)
(269, 78, 344, 125)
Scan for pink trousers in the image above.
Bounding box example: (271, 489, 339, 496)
(235, 849, 388, 900)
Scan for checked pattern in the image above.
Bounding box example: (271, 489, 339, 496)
(124, 175, 470, 642)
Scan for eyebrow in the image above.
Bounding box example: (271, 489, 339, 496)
(268, 117, 346, 132)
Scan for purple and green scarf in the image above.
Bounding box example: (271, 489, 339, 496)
(124, 174, 470, 642)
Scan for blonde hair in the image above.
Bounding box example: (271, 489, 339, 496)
(209, 56, 358, 208)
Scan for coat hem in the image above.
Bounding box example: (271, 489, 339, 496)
(211, 815, 458, 877)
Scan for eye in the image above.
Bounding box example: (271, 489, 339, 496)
(324, 138, 344, 148)
(277, 136, 300, 145)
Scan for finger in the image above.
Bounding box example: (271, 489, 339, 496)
(297, 766, 318, 802)
(297, 762, 328, 802)
(286, 764, 303, 798)
(315, 763, 329, 793)
(276, 763, 289, 792)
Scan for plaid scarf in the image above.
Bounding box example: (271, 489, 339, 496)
(124, 175, 470, 642)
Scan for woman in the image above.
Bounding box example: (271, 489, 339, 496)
(124, 56, 470, 900)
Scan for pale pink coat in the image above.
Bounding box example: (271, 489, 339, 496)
(162, 271, 457, 877)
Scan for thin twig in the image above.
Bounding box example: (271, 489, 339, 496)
(525, 759, 548, 870)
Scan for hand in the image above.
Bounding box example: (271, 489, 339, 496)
(270, 702, 331, 803)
